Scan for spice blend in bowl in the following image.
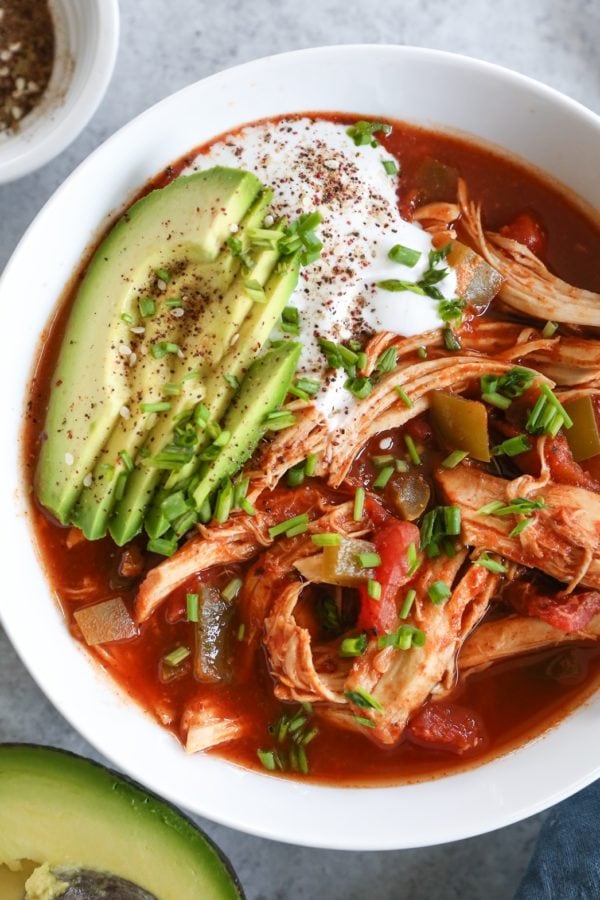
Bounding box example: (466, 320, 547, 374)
(0, 0, 55, 133)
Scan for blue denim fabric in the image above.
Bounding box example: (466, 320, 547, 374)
(515, 780, 600, 899)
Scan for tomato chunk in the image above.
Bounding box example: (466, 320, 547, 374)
(357, 519, 420, 633)
(408, 702, 486, 754)
(499, 211, 547, 259)
(505, 581, 600, 633)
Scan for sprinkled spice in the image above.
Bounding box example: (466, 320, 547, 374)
(0, 1, 55, 133)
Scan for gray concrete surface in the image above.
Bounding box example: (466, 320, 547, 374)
(1, 1, 598, 897)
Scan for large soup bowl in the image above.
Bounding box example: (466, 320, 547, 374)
(1, 45, 599, 849)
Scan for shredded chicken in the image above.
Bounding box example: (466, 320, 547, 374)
(437, 466, 600, 591)
(182, 701, 244, 753)
(459, 179, 600, 326)
(460, 614, 600, 673)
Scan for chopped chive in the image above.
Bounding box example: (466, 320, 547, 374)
(186, 593, 199, 622)
(151, 341, 181, 359)
(237, 623, 245, 641)
(395, 459, 410, 473)
(297, 746, 309, 775)
(373, 465, 394, 489)
(404, 435, 421, 465)
(345, 376, 373, 399)
(406, 542, 419, 577)
(492, 435, 531, 457)
(155, 267, 170, 283)
(356, 552, 381, 568)
(399, 588, 417, 619)
(240, 497, 256, 516)
(477, 500, 505, 516)
(286, 522, 309, 537)
(378, 278, 426, 295)
(540, 384, 573, 429)
(244, 279, 267, 303)
(119, 449, 134, 472)
(224, 373, 240, 390)
(165, 296, 183, 309)
(542, 320, 558, 338)
(346, 120, 392, 147)
(388, 244, 421, 267)
(161, 491, 190, 522)
(443, 506, 461, 535)
(138, 296, 156, 317)
(353, 487, 365, 521)
(367, 579, 381, 600)
(114, 472, 127, 501)
(344, 687, 384, 711)
(354, 715, 376, 728)
(222, 578, 243, 601)
(510, 518, 535, 538)
(339, 634, 368, 658)
(382, 159, 398, 175)
(474, 553, 508, 574)
(140, 401, 172, 413)
(215, 480, 233, 524)
(257, 749, 277, 771)
(372, 454, 395, 468)
(428, 581, 451, 605)
(286, 463, 305, 487)
(443, 326, 461, 352)
(305, 453, 318, 477)
(265, 412, 297, 431)
(356, 351, 368, 371)
(376, 347, 398, 373)
(311, 533, 342, 547)
(162, 382, 181, 396)
(301, 727, 318, 745)
(482, 391, 512, 410)
(162, 646, 190, 667)
(395, 386, 413, 408)
(269, 513, 310, 539)
(213, 430, 231, 448)
(417, 346, 428, 359)
(295, 377, 320, 395)
(120, 312, 134, 325)
(173, 508, 197, 536)
(442, 450, 468, 468)
(233, 477, 249, 506)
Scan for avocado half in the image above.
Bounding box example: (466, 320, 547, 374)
(0, 745, 243, 900)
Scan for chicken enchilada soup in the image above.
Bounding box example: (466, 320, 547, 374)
(25, 114, 600, 783)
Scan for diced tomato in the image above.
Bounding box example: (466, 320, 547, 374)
(408, 702, 486, 754)
(505, 581, 600, 633)
(404, 415, 432, 443)
(499, 211, 547, 259)
(357, 519, 420, 633)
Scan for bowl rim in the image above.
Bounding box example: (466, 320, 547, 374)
(2, 43, 600, 850)
(0, 0, 120, 183)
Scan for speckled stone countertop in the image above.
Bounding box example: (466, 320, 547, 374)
(1, 1, 598, 897)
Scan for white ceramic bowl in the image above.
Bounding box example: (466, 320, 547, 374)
(2, 46, 600, 850)
(0, 0, 119, 183)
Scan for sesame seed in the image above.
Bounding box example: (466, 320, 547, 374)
(171, 307, 184, 318)
(11, 106, 22, 120)
(323, 158, 339, 170)
(83, 473, 93, 487)
(229, 223, 239, 233)
(263, 214, 274, 227)
(129, 352, 137, 365)
(64, 452, 74, 466)
(119, 405, 131, 419)
(157, 279, 167, 292)
(379, 437, 393, 450)
(119, 343, 132, 356)
(130, 326, 145, 334)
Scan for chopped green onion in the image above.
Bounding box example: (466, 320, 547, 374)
(482, 391, 512, 411)
(388, 244, 421, 267)
(542, 321, 558, 338)
(162, 646, 190, 667)
(161, 491, 190, 522)
(305, 453, 318, 476)
(443, 327, 461, 352)
(474, 553, 508, 574)
(353, 487, 365, 521)
(428, 581, 451, 605)
(345, 376, 373, 399)
(151, 341, 180, 359)
(233, 477, 249, 506)
(311, 533, 342, 547)
(540, 384, 573, 428)
(510, 518, 535, 538)
(346, 120, 392, 147)
(244, 279, 266, 303)
(443, 506, 461, 535)
(404, 435, 421, 465)
(339, 634, 368, 657)
(476, 500, 505, 516)
(354, 715, 376, 728)
(162, 382, 181, 396)
(492, 435, 531, 457)
(240, 497, 256, 516)
(442, 450, 469, 468)
(120, 312, 134, 325)
(376, 347, 399, 373)
(373, 466, 394, 489)
(224, 373, 240, 390)
(382, 159, 398, 175)
(222, 578, 243, 601)
(344, 687, 384, 711)
(399, 588, 417, 619)
(119, 449, 134, 472)
(356, 552, 381, 568)
(286, 522, 308, 537)
(214, 480, 233, 524)
(213, 430, 231, 448)
(395, 459, 410, 473)
(186, 593, 199, 622)
(140, 401, 172, 413)
(372, 454, 395, 468)
(378, 279, 426, 295)
(165, 296, 183, 308)
(406, 543, 419, 577)
(155, 267, 170, 283)
(286, 463, 305, 487)
(367, 579, 382, 600)
(237, 623, 245, 641)
(295, 377, 320, 396)
(417, 346, 428, 359)
(257, 749, 277, 771)
(395, 386, 413, 408)
(147, 535, 178, 557)
(138, 296, 156, 317)
(265, 411, 297, 431)
(356, 351, 368, 371)
(490, 498, 546, 516)
(269, 513, 310, 539)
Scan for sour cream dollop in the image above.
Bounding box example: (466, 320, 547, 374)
(187, 117, 457, 427)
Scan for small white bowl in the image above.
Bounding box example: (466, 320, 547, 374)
(0, 0, 119, 183)
(1, 45, 600, 850)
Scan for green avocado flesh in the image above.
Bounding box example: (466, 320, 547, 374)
(35, 166, 302, 544)
(0, 745, 242, 900)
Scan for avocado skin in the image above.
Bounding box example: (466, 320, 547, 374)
(0, 744, 244, 900)
(36, 168, 262, 527)
(50, 867, 156, 899)
(193, 340, 302, 510)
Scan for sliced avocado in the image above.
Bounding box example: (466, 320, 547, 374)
(36, 167, 262, 525)
(165, 251, 301, 495)
(72, 189, 275, 540)
(109, 204, 279, 545)
(192, 340, 301, 510)
(0, 745, 242, 900)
